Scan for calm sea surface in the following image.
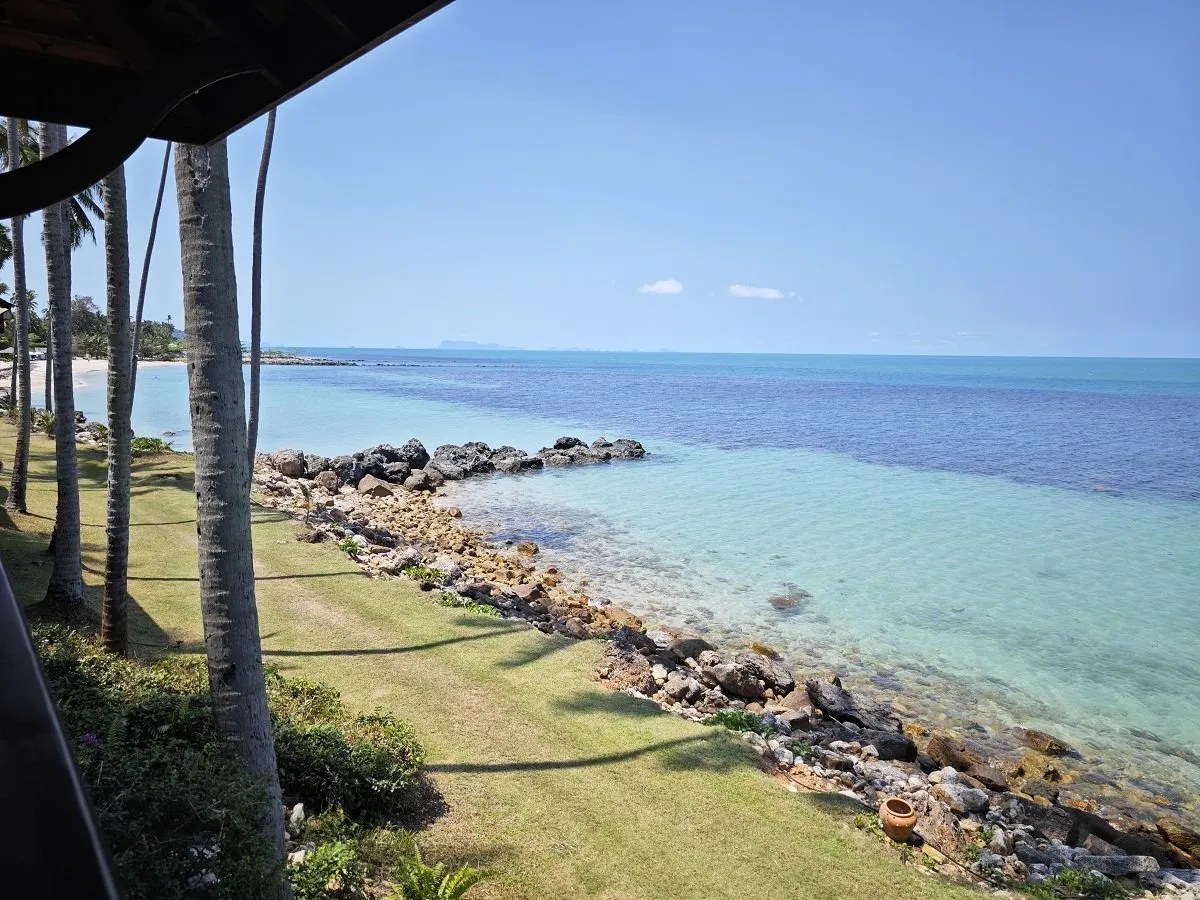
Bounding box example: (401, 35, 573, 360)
(75, 351, 1200, 812)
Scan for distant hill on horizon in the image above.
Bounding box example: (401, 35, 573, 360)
(438, 340, 523, 351)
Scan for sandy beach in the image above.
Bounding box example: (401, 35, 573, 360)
(0, 357, 184, 391)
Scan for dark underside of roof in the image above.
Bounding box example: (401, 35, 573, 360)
(1, 0, 453, 145)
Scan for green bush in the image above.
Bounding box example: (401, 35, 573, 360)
(32, 407, 54, 435)
(291, 841, 366, 900)
(131, 436, 173, 454)
(436, 592, 501, 618)
(400, 565, 444, 583)
(387, 847, 487, 900)
(36, 625, 428, 899)
(702, 709, 775, 738)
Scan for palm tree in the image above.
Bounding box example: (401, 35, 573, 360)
(5, 117, 31, 512)
(246, 108, 276, 466)
(130, 141, 171, 404)
(40, 122, 84, 610)
(101, 165, 132, 655)
(174, 140, 288, 891)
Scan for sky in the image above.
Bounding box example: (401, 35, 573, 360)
(18, 0, 1200, 356)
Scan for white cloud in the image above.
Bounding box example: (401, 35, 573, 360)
(728, 284, 785, 300)
(638, 278, 684, 295)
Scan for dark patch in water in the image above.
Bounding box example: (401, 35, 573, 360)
(489, 524, 583, 551)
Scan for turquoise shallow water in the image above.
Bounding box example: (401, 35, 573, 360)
(73, 352, 1200, 814)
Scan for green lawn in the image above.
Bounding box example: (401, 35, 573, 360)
(0, 423, 981, 900)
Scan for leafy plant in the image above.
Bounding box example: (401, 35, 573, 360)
(290, 841, 366, 900)
(131, 435, 173, 454)
(702, 709, 775, 738)
(977, 825, 995, 846)
(401, 565, 444, 583)
(32, 407, 54, 434)
(339, 537, 361, 557)
(1021, 869, 1130, 900)
(387, 846, 487, 900)
(437, 592, 500, 618)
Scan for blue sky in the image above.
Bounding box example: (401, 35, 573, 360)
(23, 0, 1200, 356)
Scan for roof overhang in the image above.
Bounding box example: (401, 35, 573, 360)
(0, 0, 455, 217)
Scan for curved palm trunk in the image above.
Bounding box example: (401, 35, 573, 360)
(41, 122, 84, 609)
(129, 140, 171, 404)
(101, 166, 132, 655)
(5, 117, 31, 511)
(246, 109, 276, 468)
(174, 141, 288, 893)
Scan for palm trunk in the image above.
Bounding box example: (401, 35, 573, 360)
(41, 122, 84, 609)
(7, 317, 15, 417)
(101, 165, 132, 655)
(5, 117, 31, 511)
(44, 312, 53, 412)
(130, 140, 171, 404)
(246, 109, 276, 468)
(174, 141, 288, 893)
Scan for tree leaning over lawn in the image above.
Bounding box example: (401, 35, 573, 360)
(174, 140, 289, 892)
(4, 117, 31, 510)
(247, 108, 276, 467)
(130, 140, 172, 405)
(101, 165, 132, 655)
(40, 122, 85, 608)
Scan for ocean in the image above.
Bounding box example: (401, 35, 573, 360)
(74, 350, 1200, 814)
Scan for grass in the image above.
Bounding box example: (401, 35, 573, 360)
(0, 422, 984, 900)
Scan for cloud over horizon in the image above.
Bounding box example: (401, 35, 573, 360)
(638, 278, 684, 295)
(728, 284, 785, 300)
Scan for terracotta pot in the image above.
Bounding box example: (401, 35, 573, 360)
(879, 797, 917, 842)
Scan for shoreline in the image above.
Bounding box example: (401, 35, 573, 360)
(251, 437, 1199, 892)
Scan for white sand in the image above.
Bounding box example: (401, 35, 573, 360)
(19, 357, 182, 384)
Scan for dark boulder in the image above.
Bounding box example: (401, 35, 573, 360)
(611, 438, 646, 459)
(421, 466, 446, 487)
(397, 438, 430, 470)
(382, 461, 412, 483)
(667, 637, 715, 662)
(554, 436, 586, 450)
(925, 731, 983, 771)
(805, 677, 901, 733)
(859, 729, 918, 762)
(431, 443, 495, 478)
(271, 449, 306, 477)
(329, 455, 365, 486)
(302, 453, 328, 478)
(733, 652, 795, 695)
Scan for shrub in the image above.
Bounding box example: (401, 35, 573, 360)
(401, 565, 444, 583)
(387, 847, 488, 900)
(702, 709, 775, 738)
(36, 625, 427, 899)
(437, 592, 501, 618)
(131, 435, 173, 454)
(32, 407, 54, 434)
(290, 841, 366, 900)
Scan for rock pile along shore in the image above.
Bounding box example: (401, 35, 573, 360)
(253, 434, 1198, 899)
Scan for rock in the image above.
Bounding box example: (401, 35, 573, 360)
(512, 583, 544, 602)
(402, 470, 433, 491)
(610, 438, 646, 459)
(329, 455, 365, 486)
(667, 637, 714, 662)
(743, 732, 769, 753)
(541, 453, 572, 467)
(778, 709, 813, 732)
(420, 465, 444, 487)
(516, 540, 539, 555)
(1010, 797, 1077, 843)
(858, 729, 917, 762)
(966, 763, 1010, 792)
(271, 449, 307, 477)
(733, 651, 795, 695)
(562, 617, 590, 639)
(708, 661, 765, 699)
(313, 470, 340, 492)
(1014, 727, 1075, 756)
(431, 442, 495, 479)
(646, 630, 673, 649)
(989, 828, 1014, 856)
(610, 626, 656, 655)
(916, 799, 970, 856)
(382, 461, 412, 482)
(806, 677, 901, 733)
(598, 645, 656, 694)
(302, 453, 328, 477)
(925, 731, 983, 771)
(444, 506, 462, 518)
(553, 436, 586, 450)
(391, 438, 428, 469)
(932, 782, 989, 814)
(356, 474, 395, 497)
(664, 672, 704, 703)
(288, 803, 306, 833)
(772, 746, 795, 767)
(1075, 855, 1159, 876)
(1158, 818, 1200, 860)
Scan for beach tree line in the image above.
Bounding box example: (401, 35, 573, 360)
(0, 114, 307, 896)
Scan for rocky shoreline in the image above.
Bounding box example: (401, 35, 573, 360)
(252, 436, 1199, 898)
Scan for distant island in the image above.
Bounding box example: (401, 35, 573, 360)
(438, 340, 522, 351)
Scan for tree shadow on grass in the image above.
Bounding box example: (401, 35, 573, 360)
(424, 735, 716, 775)
(264, 618, 523, 659)
(552, 688, 663, 720)
(803, 790, 873, 821)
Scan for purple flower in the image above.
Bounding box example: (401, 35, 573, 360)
(80, 732, 100, 747)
